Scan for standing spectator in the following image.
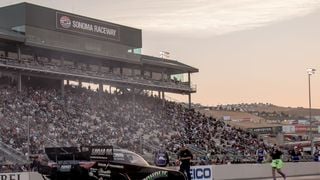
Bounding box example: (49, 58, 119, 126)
(270, 144, 286, 180)
(256, 146, 267, 163)
(154, 144, 169, 167)
(177, 144, 193, 180)
(290, 146, 301, 162)
(314, 146, 320, 162)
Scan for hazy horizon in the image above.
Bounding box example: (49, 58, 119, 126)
(1, 0, 320, 108)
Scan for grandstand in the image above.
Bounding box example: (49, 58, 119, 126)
(0, 3, 278, 168)
(1, 3, 318, 178)
(0, 2, 200, 166)
(0, 2, 198, 103)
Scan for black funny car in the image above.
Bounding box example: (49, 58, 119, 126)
(38, 145, 186, 180)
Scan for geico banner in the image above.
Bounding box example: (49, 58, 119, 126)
(0, 172, 29, 180)
(190, 165, 213, 180)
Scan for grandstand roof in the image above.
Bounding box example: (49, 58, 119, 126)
(142, 55, 199, 74)
(0, 3, 198, 75)
(0, 28, 24, 42)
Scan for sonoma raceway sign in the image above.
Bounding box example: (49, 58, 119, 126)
(56, 12, 120, 41)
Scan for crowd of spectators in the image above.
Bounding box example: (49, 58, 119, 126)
(0, 83, 183, 155)
(164, 102, 267, 164)
(0, 80, 268, 167)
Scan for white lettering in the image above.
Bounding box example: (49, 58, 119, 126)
(94, 25, 116, 36)
(0, 174, 21, 180)
(72, 20, 93, 31)
(92, 148, 106, 155)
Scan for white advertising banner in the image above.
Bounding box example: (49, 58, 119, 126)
(0, 172, 29, 180)
(282, 125, 295, 133)
(223, 116, 231, 121)
(190, 165, 213, 180)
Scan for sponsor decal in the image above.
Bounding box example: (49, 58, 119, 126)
(59, 16, 71, 29)
(142, 171, 168, 180)
(56, 12, 120, 41)
(190, 165, 213, 180)
(81, 145, 113, 161)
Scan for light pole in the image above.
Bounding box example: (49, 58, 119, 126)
(27, 115, 31, 162)
(307, 68, 316, 154)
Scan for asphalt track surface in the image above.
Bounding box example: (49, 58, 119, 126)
(249, 175, 320, 180)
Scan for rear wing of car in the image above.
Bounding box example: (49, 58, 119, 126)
(44, 145, 114, 162)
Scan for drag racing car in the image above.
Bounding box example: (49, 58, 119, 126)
(38, 145, 186, 180)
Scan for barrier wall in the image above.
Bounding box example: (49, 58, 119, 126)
(212, 162, 320, 180)
(0, 172, 45, 180)
(1, 162, 319, 180)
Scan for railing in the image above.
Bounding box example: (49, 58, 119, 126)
(0, 141, 28, 164)
(186, 144, 207, 157)
(0, 58, 194, 92)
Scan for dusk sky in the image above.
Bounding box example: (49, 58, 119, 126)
(1, 0, 320, 108)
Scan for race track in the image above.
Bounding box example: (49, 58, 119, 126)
(250, 175, 320, 180)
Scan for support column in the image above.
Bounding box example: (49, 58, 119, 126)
(162, 91, 165, 107)
(66, 80, 70, 85)
(98, 64, 102, 73)
(78, 81, 82, 88)
(132, 90, 136, 114)
(17, 45, 21, 63)
(33, 53, 38, 62)
(188, 72, 191, 86)
(158, 91, 161, 98)
(188, 93, 192, 109)
(60, 80, 65, 97)
(99, 83, 103, 93)
(109, 85, 112, 94)
(17, 72, 21, 92)
(188, 72, 192, 109)
(60, 56, 64, 66)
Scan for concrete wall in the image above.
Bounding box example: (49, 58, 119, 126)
(213, 162, 320, 180)
(1, 162, 319, 180)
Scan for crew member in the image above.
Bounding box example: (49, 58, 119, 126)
(177, 144, 193, 180)
(154, 144, 169, 167)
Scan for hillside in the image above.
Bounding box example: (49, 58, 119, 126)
(204, 103, 320, 119)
